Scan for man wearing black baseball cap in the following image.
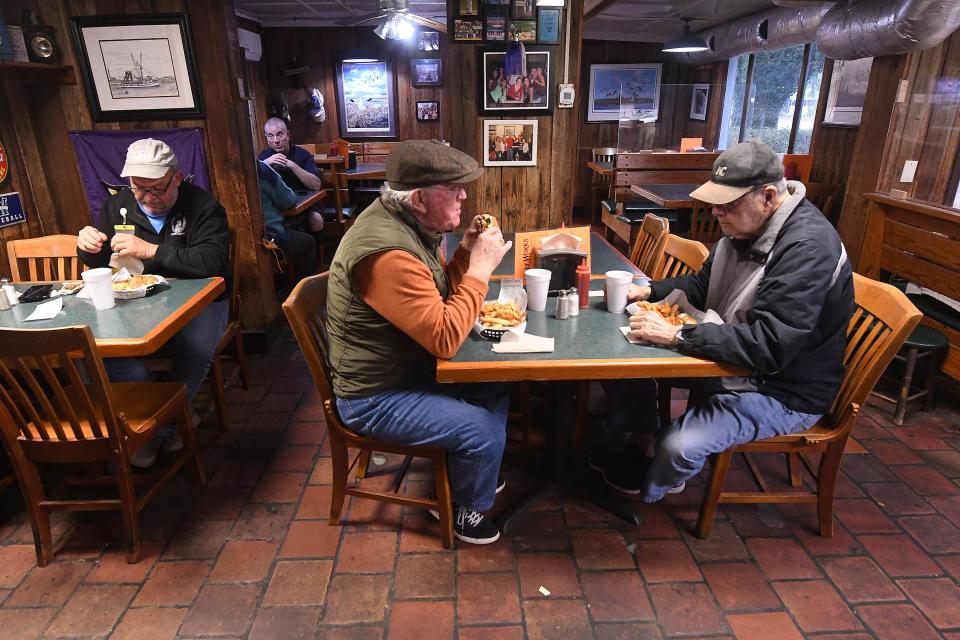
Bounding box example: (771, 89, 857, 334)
(595, 140, 855, 503)
(325, 140, 512, 544)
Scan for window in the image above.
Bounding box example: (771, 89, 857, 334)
(719, 42, 825, 153)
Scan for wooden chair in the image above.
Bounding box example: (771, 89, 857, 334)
(649, 234, 709, 280)
(208, 228, 251, 430)
(590, 147, 617, 224)
(0, 326, 205, 565)
(282, 273, 455, 548)
(805, 182, 842, 224)
(628, 213, 669, 276)
(648, 234, 709, 426)
(695, 273, 921, 538)
(7, 235, 83, 282)
(687, 200, 722, 246)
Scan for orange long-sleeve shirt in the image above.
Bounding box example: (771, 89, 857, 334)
(353, 245, 488, 360)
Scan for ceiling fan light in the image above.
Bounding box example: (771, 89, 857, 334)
(662, 20, 709, 53)
(374, 13, 414, 40)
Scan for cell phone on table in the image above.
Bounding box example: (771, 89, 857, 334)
(18, 284, 54, 303)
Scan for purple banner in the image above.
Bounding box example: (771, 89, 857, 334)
(69, 127, 210, 224)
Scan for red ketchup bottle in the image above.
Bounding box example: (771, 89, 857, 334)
(576, 259, 591, 308)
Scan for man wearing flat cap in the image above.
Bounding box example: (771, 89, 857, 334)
(594, 140, 854, 503)
(77, 138, 229, 467)
(326, 140, 511, 545)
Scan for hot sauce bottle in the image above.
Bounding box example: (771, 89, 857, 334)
(576, 259, 590, 308)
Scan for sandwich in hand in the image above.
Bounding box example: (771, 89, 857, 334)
(475, 214, 498, 233)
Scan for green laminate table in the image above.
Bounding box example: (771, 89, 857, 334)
(0, 277, 224, 358)
(442, 230, 640, 281)
(437, 279, 743, 383)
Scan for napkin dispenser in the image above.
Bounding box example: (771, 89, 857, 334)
(538, 248, 587, 295)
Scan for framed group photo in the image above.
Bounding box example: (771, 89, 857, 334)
(417, 30, 440, 51)
(70, 14, 204, 121)
(689, 83, 710, 121)
(483, 119, 537, 167)
(335, 59, 398, 138)
(411, 58, 442, 87)
(587, 63, 662, 122)
(481, 50, 552, 114)
(416, 101, 440, 121)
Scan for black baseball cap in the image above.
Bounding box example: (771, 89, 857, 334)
(690, 141, 784, 205)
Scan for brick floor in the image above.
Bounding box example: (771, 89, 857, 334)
(0, 334, 958, 639)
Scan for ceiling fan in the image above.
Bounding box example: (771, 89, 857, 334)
(336, 0, 446, 36)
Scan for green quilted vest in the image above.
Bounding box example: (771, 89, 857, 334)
(325, 199, 449, 398)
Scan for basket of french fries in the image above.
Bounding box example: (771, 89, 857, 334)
(475, 301, 527, 340)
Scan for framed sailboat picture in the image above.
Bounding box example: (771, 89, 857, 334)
(70, 14, 204, 121)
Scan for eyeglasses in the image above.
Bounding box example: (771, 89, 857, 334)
(429, 184, 466, 195)
(129, 172, 175, 198)
(714, 187, 760, 212)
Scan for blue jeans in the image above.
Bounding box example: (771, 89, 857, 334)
(336, 382, 511, 512)
(104, 298, 230, 403)
(644, 391, 821, 502)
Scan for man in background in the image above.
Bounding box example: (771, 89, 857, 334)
(258, 117, 325, 233)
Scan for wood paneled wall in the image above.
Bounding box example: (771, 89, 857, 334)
(257, 1, 585, 232)
(0, 0, 277, 329)
(876, 29, 960, 207)
(572, 42, 725, 211)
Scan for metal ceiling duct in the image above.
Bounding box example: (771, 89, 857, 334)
(816, 0, 960, 60)
(674, 5, 831, 65)
(671, 0, 960, 65)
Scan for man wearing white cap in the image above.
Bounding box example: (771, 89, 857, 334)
(595, 141, 854, 503)
(77, 138, 230, 467)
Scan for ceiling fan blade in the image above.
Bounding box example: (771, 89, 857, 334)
(335, 12, 388, 26)
(406, 13, 447, 33)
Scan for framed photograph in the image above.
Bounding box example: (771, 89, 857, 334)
(689, 83, 710, 121)
(587, 63, 662, 122)
(335, 59, 397, 138)
(416, 101, 440, 121)
(417, 30, 440, 51)
(508, 20, 536, 43)
(481, 50, 551, 114)
(511, 0, 536, 19)
(453, 19, 483, 42)
(537, 8, 561, 45)
(485, 15, 506, 42)
(411, 58, 442, 87)
(483, 119, 537, 167)
(458, 0, 480, 16)
(69, 14, 204, 121)
(823, 57, 873, 127)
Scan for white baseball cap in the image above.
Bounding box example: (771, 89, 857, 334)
(120, 138, 178, 179)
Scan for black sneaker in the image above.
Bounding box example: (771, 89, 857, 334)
(588, 448, 644, 474)
(453, 506, 500, 544)
(602, 455, 652, 496)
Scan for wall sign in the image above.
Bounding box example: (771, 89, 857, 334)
(0, 192, 26, 229)
(0, 141, 9, 187)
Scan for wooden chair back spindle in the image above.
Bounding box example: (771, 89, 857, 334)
(688, 200, 722, 245)
(628, 213, 669, 275)
(650, 234, 709, 280)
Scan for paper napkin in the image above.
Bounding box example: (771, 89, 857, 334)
(492, 332, 555, 354)
(24, 297, 63, 321)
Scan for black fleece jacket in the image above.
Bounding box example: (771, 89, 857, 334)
(77, 183, 230, 300)
(651, 199, 854, 414)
